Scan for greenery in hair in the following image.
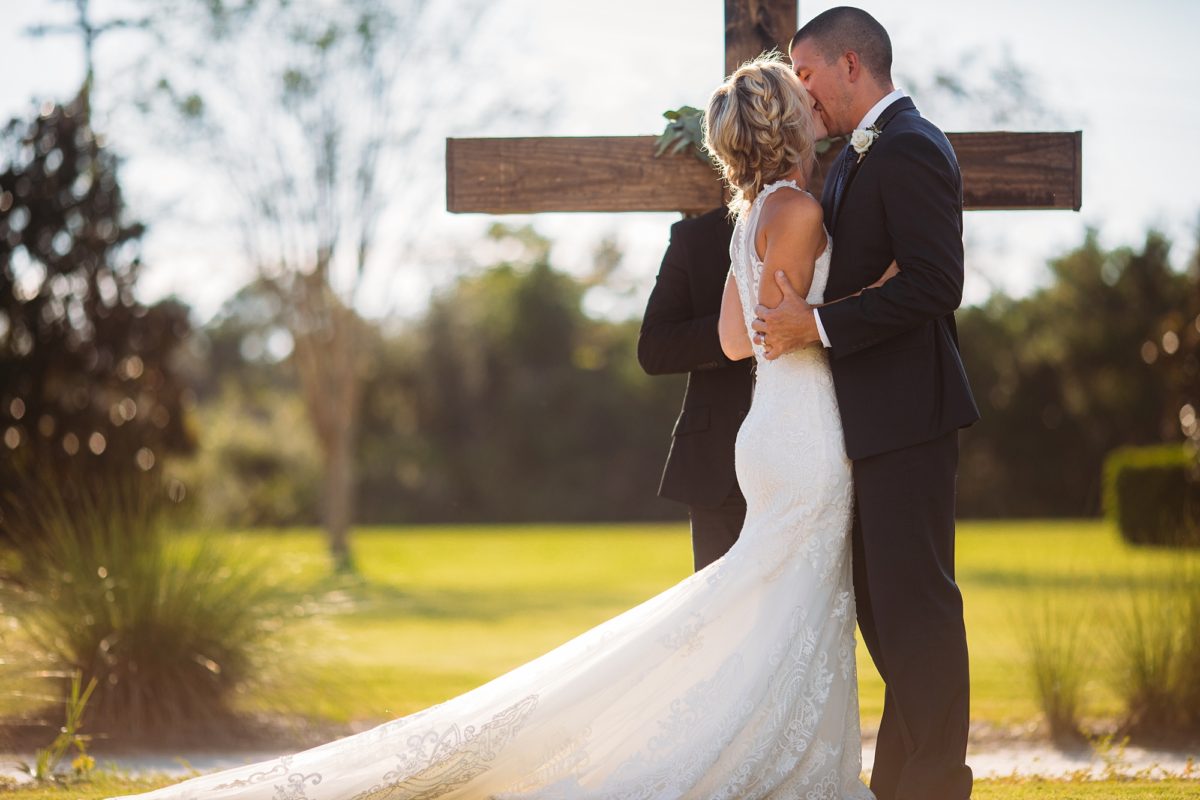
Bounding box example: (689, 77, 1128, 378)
(654, 106, 708, 163)
(655, 105, 842, 165)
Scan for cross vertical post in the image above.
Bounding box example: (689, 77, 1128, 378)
(724, 0, 797, 76)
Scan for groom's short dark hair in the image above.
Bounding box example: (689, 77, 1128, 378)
(790, 7, 892, 82)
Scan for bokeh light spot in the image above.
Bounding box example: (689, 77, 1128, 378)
(1181, 404, 1197, 438)
(120, 355, 145, 380)
(167, 478, 187, 503)
(1162, 330, 1179, 355)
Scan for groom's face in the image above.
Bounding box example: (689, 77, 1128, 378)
(790, 39, 853, 137)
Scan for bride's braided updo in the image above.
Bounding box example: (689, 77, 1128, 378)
(703, 51, 817, 217)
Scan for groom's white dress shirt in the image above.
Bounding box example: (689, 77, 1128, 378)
(813, 87, 908, 349)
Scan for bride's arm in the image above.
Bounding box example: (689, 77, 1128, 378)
(719, 270, 753, 361)
(757, 192, 822, 310)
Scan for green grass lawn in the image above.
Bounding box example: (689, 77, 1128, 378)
(3, 520, 1197, 733)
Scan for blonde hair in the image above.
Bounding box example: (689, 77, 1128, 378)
(703, 51, 817, 216)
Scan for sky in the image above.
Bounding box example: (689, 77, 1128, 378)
(2, 0, 1199, 326)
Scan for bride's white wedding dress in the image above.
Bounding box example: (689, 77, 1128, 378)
(108, 180, 871, 800)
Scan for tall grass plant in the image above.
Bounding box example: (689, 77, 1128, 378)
(0, 466, 317, 742)
(1106, 564, 1200, 742)
(1019, 597, 1087, 744)
(1170, 566, 1200, 731)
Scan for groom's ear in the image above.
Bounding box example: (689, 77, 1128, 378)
(842, 51, 864, 83)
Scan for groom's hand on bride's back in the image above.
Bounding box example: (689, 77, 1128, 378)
(751, 271, 819, 360)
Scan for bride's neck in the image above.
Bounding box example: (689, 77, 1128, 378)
(782, 164, 810, 191)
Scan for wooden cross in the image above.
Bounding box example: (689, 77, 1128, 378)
(446, 0, 1080, 216)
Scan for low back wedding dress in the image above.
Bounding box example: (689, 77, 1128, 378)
(107, 179, 873, 800)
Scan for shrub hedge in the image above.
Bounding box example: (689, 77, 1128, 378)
(1103, 444, 1200, 546)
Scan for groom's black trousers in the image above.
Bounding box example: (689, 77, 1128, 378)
(688, 485, 746, 571)
(851, 429, 972, 800)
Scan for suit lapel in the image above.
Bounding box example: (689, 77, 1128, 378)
(873, 95, 916, 133)
(830, 149, 857, 231)
(822, 144, 852, 224)
(831, 96, 918, 230)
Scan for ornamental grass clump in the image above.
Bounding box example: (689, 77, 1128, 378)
(1173, 571, 1200, 731)
(0, 467, 308, 741)
(1107, 566, 1200, 743)
(1020, 597, 1088, 744)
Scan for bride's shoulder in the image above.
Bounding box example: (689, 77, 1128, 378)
(758, 185, 824, 236)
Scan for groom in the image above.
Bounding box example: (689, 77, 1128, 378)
(753, 7, 980, 800)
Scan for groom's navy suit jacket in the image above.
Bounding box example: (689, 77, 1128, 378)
(819, 97, 980, 460)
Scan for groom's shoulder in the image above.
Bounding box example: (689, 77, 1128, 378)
(880, 110, 949, 150)
(875, 114, 959, 175)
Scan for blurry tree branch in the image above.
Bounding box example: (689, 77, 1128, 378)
(897, 45, 1063, 130)
(24, 0, 153, 121)
(895, 45, 1071, 301)
(123, 0, 503, 570)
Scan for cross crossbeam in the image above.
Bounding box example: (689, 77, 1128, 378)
(446, 131, 1081, 215)
(446, 1, 1081, 217)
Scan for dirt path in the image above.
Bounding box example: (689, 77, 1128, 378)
(2, 742, 1197, 784)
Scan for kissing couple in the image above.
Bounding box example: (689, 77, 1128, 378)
(107, 7, 979, 800)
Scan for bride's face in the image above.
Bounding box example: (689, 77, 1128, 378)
(806, 94, 828, 141)
(786, 71, 827, 141)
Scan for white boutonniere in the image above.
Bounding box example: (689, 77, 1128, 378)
(850, 124, 882, 163)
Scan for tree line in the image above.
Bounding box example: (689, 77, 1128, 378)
(178, 223, 1199, 525)
(1, 83, 1196, 548)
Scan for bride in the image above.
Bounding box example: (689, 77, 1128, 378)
(108, 53, 895, 800)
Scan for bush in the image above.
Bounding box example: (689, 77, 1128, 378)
(0, 93, 196, 513)
(1103, 444, 1200, 547)
(0, 466, 313, 742)
(168, 382, 322, 529)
